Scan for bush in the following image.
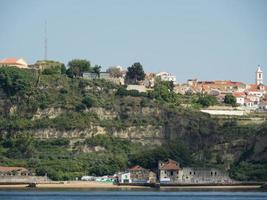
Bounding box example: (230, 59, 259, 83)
(82, 96, 94, 108)
(75, 103, 87, 112)
(116, 87, 147, 97)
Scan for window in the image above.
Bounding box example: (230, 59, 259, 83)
(215, 172, 217, 176)
(211, 172, 213, 176)
(259, 74, 262, 79)
(189, 172, 192, 175)
(170, 171, 173, 176)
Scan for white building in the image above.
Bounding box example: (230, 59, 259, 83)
(156, 72, 176, 83)
(0, 58, 28, 69)
(232, 92, 246, 106)
(256, 66, 263, 85)
(117, 172, 131, 183)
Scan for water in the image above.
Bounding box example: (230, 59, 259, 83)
(0, 190, 267, 200)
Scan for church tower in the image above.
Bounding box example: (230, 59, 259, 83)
(256, 66, 263, 85)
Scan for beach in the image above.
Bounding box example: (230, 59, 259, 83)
(0, 181, 263, 189)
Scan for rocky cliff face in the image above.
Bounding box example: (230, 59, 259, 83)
(27, 106, 267, 168)
(31, 125, 164, 145)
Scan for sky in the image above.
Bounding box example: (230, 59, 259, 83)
(0, 0, 267, 83)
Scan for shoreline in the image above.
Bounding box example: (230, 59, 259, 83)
(0, 181, 264, 190)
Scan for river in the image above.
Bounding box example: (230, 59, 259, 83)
(0, 189, 267, 200)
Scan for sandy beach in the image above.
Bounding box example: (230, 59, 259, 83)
(0, 181, 263, 189)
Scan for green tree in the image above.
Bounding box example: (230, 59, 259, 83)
(148, 81, 179, 104)
(0, 66, 34, 96)
(61, 64, 67, 74)
(196, 95, 218, 107)
(66, 59, 91, 78)
(224, 94, 237, 106)
(5, 133, 36, 159)
(125, 62, 145, 84)
(92, 65, 101, 78)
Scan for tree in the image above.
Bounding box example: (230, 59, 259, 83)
(106, 67, 122, 78)
(125, 62, 145, 84)
(0, 66, 34, 96)
(5, 133, 36, 159)
(224, 94, 237, 106)
(92, 65, 101, 78)
(61, 64, 66, 74)
(66, 59, 91, 78)
(148, 81, 179, 104)
(196, 95, 218, 107)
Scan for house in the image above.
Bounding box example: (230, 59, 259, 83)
(156, 72, 176, 83)
(232, 92, 246, 106)
(117, 165, 156, 184)
(0, 166, 29, 176)
(0, 58, 28, 68)
(129, 165, 156, 183)
(158, 159, 181, 183)
(117, 172, 131, 183)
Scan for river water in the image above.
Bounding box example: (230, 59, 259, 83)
(0, 189, 266, 200)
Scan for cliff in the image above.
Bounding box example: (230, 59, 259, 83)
(0, 67, 266, 181)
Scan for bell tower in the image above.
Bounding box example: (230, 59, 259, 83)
(256, 65, 263, 85)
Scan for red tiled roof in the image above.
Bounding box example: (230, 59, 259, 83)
(0, 58, 25, 66)
(248, 84, 258, 92)
(160, 159, 180, 170)
(129, 165, 145, 171)
(0, 166, 28, 172)
(233, 92, 246, 98)
(0, 58, 18, 63)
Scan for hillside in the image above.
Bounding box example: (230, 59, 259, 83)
(0, 67, 266, 181)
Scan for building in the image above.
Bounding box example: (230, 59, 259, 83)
(83, 72, 124, 85)
(117, 172, 131, 183)
(129, 165, 152, 183)
(117, 165, 156, 184)
(232, 92, 246, 106)
(0, 58, 28, 68)
(0, 166, 29, 176)
(180, 167, 232, 184)
(158, 159, 181, 183)
(143, 73, 156, 88)
(156, 72, 176, 83)
(256, 66, 263, 85)
(30, 60, 64, 71)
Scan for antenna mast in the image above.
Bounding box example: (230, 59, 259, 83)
(44, 20, 47, 60)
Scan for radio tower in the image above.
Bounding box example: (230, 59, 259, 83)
(44, 20, 47, 60)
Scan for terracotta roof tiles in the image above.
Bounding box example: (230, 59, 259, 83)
(0, 166, 28, 172)
(160, 159, 180, 170)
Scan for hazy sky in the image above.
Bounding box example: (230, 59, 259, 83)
(0, 0, 266, 83)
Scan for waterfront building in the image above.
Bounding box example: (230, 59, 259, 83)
(0, 166, 29, 176)
(158, 159, 181, 183)
(180, 167, 232, 184)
